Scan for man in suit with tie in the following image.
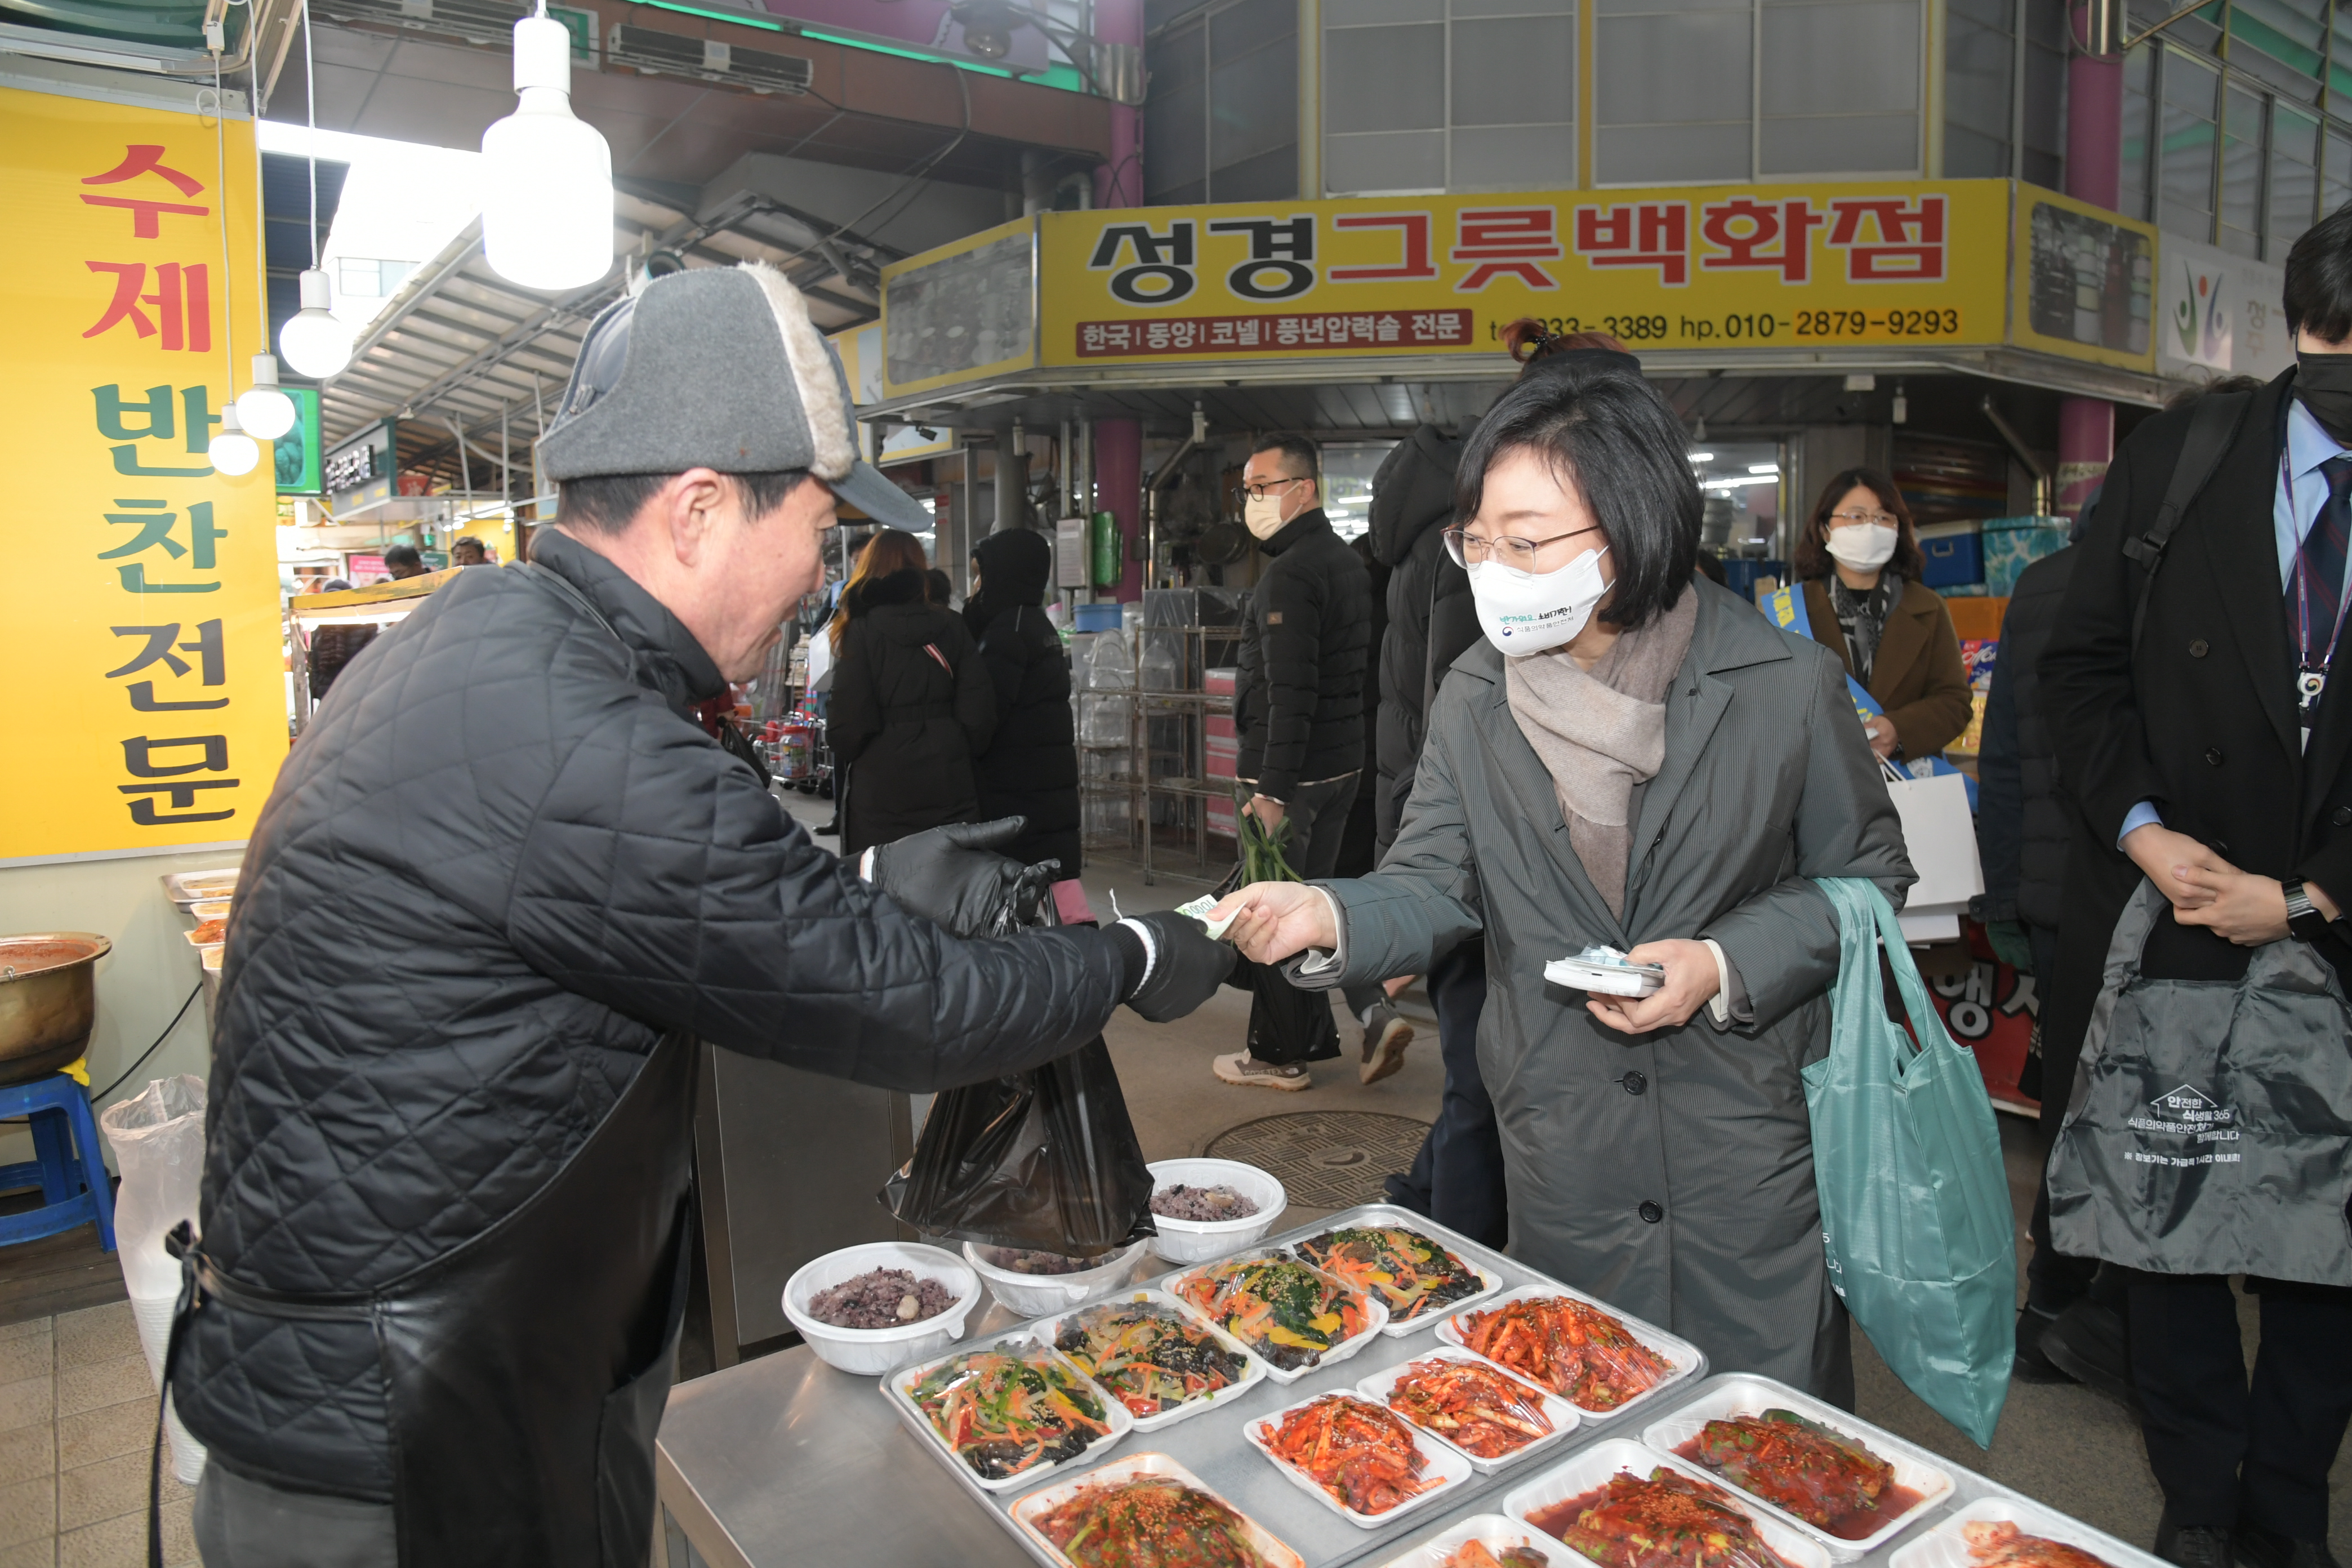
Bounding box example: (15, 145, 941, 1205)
(2041, 207, 2352, 1568)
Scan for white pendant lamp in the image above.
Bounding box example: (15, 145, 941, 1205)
(481, 6, 613, 292)
(280, 268, 354, 379)
(235, 353, 299, 440)
(208, 404, 262, 476)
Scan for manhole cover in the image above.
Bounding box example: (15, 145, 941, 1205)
(1203, 1112, 1430, 1209)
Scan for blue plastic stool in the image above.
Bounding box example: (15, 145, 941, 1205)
(0, 1073, 115, 1253)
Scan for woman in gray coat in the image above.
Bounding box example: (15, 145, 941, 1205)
(1215, 355, 1912, 1401)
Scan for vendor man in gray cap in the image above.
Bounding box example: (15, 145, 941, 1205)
(163, 262, 1232, 1568)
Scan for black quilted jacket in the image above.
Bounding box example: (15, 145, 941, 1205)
(176, 529, 1131, 1500)
(1234, 508, 1372, 801)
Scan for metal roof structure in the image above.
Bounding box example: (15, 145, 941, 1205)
(318, 176, 906, 489)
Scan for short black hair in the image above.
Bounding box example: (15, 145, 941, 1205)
(2284, 203, 2352, 341)
(1249, 432, 1319, 479)
(382, 544, 422, 569)
(1454, 355, 1699, 632)
(555, 470, 812, 536)
(452, 535, 486, 554)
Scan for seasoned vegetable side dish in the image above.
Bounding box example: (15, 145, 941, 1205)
(910, 1348, 1115, 1482)
(1528, 1466, 1797, 1568)
(1455, 1295, 1674, 1410)
(1257, 1394, 1441, 1517)
(1173, 1257, 1374, 1372)
(1293, 1226, 1486, 1324)
(1032, 1473, 1284, 1568)
(1053, 1302, 1253, 1419)
(1383, 1356, 1556, 1459)
(1678, 1409, 1913, 1539)
(1962, 1520, 2115, 1568)
(1152, 1184, 1261, 1222)
(1445, 1542, 1551, 1568)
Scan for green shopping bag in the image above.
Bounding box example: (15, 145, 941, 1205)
(1807, 877, 2016, 1447)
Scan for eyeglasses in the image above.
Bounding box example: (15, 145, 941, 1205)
(1242, 475, 1310, 503)
(1442, 523, 1604, 572)
(1827, 509, 1897, 529)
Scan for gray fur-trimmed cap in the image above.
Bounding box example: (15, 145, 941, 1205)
(540, 262, 930, 529)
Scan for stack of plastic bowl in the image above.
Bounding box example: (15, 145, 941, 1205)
(1143, 1158, 1286, 1266)
(782, 1241, 981, 1375)
(964, 1238, 1152, 1318)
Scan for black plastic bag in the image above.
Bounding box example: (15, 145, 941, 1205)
(1208, 863, 1340, 1067)
(879, 1037, 1157, 1253)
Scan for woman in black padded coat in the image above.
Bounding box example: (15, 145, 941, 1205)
(963, 528, 1082, 875)
(828, 528, 996, 855)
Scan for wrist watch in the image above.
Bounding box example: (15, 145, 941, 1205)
(2283, 878, 2331, 943)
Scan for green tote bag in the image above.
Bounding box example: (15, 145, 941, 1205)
(1807, 877, 2017, 1447)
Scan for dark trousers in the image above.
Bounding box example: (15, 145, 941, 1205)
(2128, 1272, 2352, 1539)
(2025, 920, 2099, 1313)
(1237, 773, 1379, 1017)
(1382, 944, 1508, 1249)
(195, 1463, 398, 1567)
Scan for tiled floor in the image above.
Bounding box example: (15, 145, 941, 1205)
(0, 1303, 196, 1568)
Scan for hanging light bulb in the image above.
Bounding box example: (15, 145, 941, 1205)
(235, 353, 299, 440)
(481, 8, 613, 292)
(208, 404, 261, 476)
(280, 268, 354, 378)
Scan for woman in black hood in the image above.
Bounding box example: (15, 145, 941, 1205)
(964, 528, 1083, 875)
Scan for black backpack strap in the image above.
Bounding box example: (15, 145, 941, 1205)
(2122, 390, 2252, 649)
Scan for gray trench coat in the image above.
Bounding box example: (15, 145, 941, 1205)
(1317, 580, 1913, 1399)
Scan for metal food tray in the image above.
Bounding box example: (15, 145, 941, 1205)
(888, 1202, 1708, 1568)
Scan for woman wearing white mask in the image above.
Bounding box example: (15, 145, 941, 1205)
(1797, 469, 1973, 761)
(1209, 355, 1912, 1399)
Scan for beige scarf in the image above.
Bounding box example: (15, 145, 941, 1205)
(1504, 591, 1698, 917)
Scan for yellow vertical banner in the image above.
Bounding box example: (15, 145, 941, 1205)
(0, 83, 286, 862)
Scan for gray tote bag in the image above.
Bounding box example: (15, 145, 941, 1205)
(2047, 881, 2352, 1285)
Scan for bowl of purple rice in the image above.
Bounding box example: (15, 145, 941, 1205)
(782, 1242, 980, 1375)
(1144, 1159, 1287, 1264)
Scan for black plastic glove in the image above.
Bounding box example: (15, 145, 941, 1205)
(867, 817, 1030, 939)
(1121, 910, 1238, 1022)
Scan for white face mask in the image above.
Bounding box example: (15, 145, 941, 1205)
(1467, 546, 1611, 654)
(1825, 523, 1898, 572)
(1243, 492, 1290, 540)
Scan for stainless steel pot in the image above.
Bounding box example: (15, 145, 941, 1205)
(0, 933, 113, 1088)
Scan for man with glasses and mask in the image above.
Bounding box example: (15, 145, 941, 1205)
(1218, 432, 1379, 1089)
(2041, 207, 2352, 1568)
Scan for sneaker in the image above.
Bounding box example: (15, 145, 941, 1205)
(1358, 1003, 1415, 1085)
(2039, 1297, 2140, 1414)
(2011, 1304, 2074, 1385)
(2235, 1519, 2343, 1568)
(1214, 1052, 1311, 1090)
(2154, 1511, 2235, 1568)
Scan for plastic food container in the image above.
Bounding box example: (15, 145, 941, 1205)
(1502, 1436, 1834, 1568)
(1356, 1346, 1581, 1475)
(1640, 1375, 1954, 1557)
(1887, 1494, 2168, 1568)
(1379, 1512, 1567, 1568)
(189, 899, 232, 921)
(1244, 1390, 1475, 1530)
(1144, 1157, 1286, 1264)
(1010, 1450, 1303, 1568)
(161, 869, 238, 911)
(1165, 1249, 1388, 1383)
(963, 1237, 1150, 1319)
(1034, 1287, 1269, 1433)
(1292, 1206, 1505, 1336)
(780, 1241, 979, 1377)
(885, 1331, 1134, 1495)
(1437, 1284, 1703, 1422)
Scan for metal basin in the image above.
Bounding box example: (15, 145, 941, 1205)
(0, 934, 113, 1088)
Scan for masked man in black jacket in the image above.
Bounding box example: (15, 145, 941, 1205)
(1218, 433, 1375, 1090)
(170, 263, 1232, 1568)
(2040, 210, 2352, 1568)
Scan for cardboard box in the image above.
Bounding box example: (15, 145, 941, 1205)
(1206, 734, 1238, 780)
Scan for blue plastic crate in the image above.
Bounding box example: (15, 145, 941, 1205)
(1919, 532, 1984, 588)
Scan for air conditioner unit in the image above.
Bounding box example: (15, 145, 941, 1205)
(604, 23, 810, 93)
